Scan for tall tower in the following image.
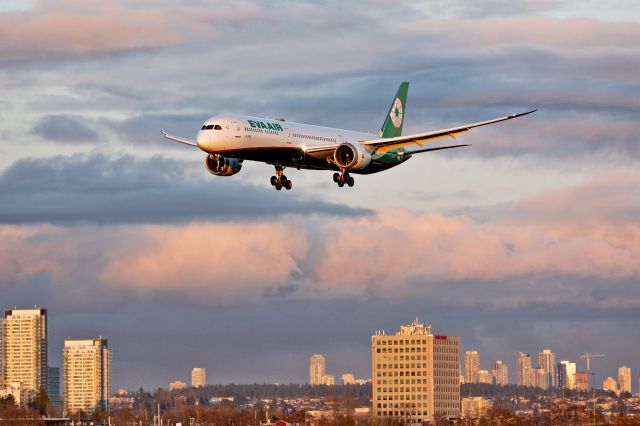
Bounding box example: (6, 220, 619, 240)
(560, 361, 576, 389)
(1, 308, 48, 393)
(538, 349, 556, 388)
(517, 352, 532, 387)
(492, 360, 509, 385)
(309, 354, 326, 385)
(464, 351, 480, 384)
(191, 368, 206, 387)
(63, 338, 111, 414)
(618, 366, 632, 394)
(372, 318, 460, 423)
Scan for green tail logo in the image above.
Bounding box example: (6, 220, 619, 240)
(380, 82, 409, 138)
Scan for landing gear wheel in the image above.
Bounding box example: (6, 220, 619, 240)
(337, 180, 344, 187)
(347, 176, 355, 187)
(275, 182, 283, 190)
(284, 180, 293, 190)
(270, 176, 278, 186)
(333, 172, 340, 183)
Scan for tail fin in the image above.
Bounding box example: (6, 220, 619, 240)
(380, 82, 409, 138)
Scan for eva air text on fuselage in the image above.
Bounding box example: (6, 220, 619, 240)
(248, 120, 283, 131)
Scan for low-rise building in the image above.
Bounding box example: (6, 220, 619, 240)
(462, 397, 490, 419)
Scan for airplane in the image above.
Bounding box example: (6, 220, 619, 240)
(162, 82, 535, 190)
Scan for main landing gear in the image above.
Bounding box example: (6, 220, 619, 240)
(270, 165, 293, 191)
(333, 170, 355, 188)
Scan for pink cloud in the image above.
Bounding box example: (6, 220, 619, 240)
(2, 176, 638, 308)
(407, 16, 640, 49)
(0, 0, 180, 62)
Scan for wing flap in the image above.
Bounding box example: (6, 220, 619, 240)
(364, 109, 536, 153)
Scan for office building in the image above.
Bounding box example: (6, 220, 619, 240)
(1, 308, 48, 393)
(191, 368, 206, 387)
(532, 368, 548, 390)
(464, 351, 480, 384)
(492, 360, 509, 386)
(560, 360, 576, 389)
(619, 366, 632, 394)
(372, 318, 460, 423)
(603, 377, 618, 394)
(538, 349, 556, 388)
(517, 352, 532, 387)
(309, 354, 326, 385)
(63, 338, 111, 414)
(169, 380, 186, 391)
(341, 373, 355, 385)
(47, 366, 60, 408)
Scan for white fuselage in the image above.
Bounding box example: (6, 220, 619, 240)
(195, 114, 376, 156)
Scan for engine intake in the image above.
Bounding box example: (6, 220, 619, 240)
(334, 142, 371, 170)
(205, 155, 243, 176)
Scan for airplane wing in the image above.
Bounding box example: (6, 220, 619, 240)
(364, 109, 536, 154)
(304, 109, 535, 157)
(161, 129, 198, 147)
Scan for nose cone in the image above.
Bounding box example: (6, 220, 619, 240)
(196, 130, 211, 151)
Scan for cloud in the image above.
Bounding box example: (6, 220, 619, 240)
(30, 114, 101, 143)
(0, 0, 180, 62)
(2, 175, 638, 310)
(0, 153, 367, 224)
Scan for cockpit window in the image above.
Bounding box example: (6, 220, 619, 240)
(201, 125, 206, 130)
(205, 125, 214, 130)
(214, 125, 222, 130)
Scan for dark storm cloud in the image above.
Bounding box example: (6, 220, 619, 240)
(0, 153, 368, 224)
(30, 114, 101, 144)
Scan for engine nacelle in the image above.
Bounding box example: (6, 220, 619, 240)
(333, 142, 371, 170)
(205, 155, 243, 176)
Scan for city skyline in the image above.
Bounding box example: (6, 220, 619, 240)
(1, 0, 639, 392)
(3, 305, 636, 397)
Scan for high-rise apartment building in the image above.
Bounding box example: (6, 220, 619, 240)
(532, 368, 548, 389)
(492, 360, 509, 385)
(191, 368, 206, 387)
(557, 363, 567, 389)
(1, 308, 48, 393)
(619, 366, 632, 394)
(322, 374, 335, 385)
(464, 351, 479, 384)
(560, 361, 576, 389)
(372, 318, 460, 423)
(63, 338, 111, 414)
(575, 372, 590, 391)
(47, 366, 60, 408)
(309, 354, 326, 385)
(517, 352, 532, 387)
(477, 370, 492, 384)
(538, 349, 556, 388)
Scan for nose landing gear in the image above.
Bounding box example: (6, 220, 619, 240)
(333, 170, 355, 188)
(270, 165, 293, 191)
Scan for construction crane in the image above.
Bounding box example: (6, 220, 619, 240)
(580, 353, 605, 372)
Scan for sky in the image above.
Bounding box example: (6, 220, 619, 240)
(1, 0, 639, 391)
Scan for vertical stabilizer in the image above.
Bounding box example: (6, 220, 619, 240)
(380, 82, 409, 138)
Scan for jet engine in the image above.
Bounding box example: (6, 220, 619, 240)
(205, 155, 243, 176)
(333, 142, 371, 170)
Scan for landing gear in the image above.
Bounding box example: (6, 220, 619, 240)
(333, 170, 355, 188)
(270, 165, 293, 191)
